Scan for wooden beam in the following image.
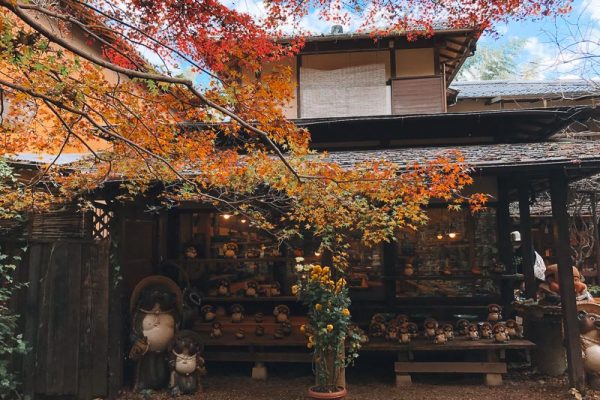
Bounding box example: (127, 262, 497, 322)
(550, 172, 585, 392)
(518, 178, 537, 299)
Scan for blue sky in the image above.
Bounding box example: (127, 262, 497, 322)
(471, 0, 600, 80)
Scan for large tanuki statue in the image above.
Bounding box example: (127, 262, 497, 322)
(537, 264, 592, 304)
(578, 302, 600, 388)
(129, 276, 182, 391)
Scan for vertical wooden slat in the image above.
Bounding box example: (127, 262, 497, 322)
(108, 242, 124, 399)
(23, 244, 42, 400)
(91, 241, 110, 397)
(62, 243, 82, 394)
(34, 243, 52, 394)
(518, 179, 536, 299)
(550, 172, 585, 391)
(78, 243, 94, 400)
(591, 192, 600, 283)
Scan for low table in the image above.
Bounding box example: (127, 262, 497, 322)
(363, 337, 535, 386)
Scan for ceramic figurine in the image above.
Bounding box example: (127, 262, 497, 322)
(467, 323, 480, 340)
(210, 322, 223, 338)
(442, 324, 454, 341)
(245, 281, 259, 297)
(184, 246, 198, 259)
(255, 325, 265, 337)
(577, 303, 600, 388)
(168, 333, 206, 395)
(281, 320, 293, 336)
(487, 304, 503, 322)
(217, 280, 230, 297)
(255, 312, 264, 323)
(399, 326, 411, 344)
(273, 304, 290, 323)
(505, 319, 523, 339)
(200, 305, 216, 322)
(235, 329, 245, 340)
(423, 318, 438, 339)
(480, 322, 493, 339)
(434, 328, 447, 344)
(456, 319, 469, 336)
(369, 322, 385, 340)
(273, 328, 285, 339)
(129, 276, 182, 392)
(230, 304, 244, 323)
(407, 322, 419, 338)
(386, 325, 399, 342)
(270, 282, 282, 297)
(492, 323, 509, 343)
(404, 263, 415, 277)
(539, 265, 593, 303)
(395, 314, 410, 328)
(223, 242, 238, 258)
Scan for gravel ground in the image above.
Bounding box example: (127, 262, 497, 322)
(117, 362, 600, 400)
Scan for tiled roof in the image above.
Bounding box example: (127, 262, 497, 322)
(322, 140, 600, 170)
(451, 80, 600, 100)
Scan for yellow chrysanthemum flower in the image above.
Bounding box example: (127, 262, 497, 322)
(326, 324, 334, 332)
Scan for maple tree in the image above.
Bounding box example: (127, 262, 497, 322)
(0, 0, 571, 259)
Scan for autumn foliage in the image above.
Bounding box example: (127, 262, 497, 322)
(0, 0, 572, 253)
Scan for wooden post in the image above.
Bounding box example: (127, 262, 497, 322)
(550, 172, 585, 392)
(518, 178, 536, 299)
(591, 192, 600, 283)
(497, 178, 513, 273)
(383, 242, 397, 306)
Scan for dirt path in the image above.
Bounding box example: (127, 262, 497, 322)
(117, 363, 600, 400)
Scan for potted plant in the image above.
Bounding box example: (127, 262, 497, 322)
(293, 259, 364, 399)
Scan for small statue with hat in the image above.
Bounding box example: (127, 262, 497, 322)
(129, 276, 182, 391)
(538, 264, 593, 304)
(168, 331, 206, 395)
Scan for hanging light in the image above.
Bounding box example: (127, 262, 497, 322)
(222, 213, 232, 220)
(436, 231, 444, 240)
(314, 250, 322, 257)
(240, 218, 247, 224)
(447, 224, 457, 239)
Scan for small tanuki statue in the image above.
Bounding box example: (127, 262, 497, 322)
(423, 318, 438, 340)
(129, 276, 182, 391)
(434, 328, 447, 344)
(538, 264, 593, 303)
(577, 302, 600, 388)
(487, 304, 502, 322)
(168, 331, 207, 396)
(480, 322, 493, 340)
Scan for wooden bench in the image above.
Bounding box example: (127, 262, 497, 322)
(364, 337, 535, 386)
(194, 319, 311, 380)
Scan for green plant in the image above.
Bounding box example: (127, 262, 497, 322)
(0, 247, 28, 398)
(293, 259, 364, 393)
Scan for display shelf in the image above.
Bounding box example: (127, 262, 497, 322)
(202, 296, 298, 302)
(384, 274, 502, 281)
(171, 257, 290, 264)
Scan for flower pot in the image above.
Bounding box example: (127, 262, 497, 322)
(307, 386, 347, 399)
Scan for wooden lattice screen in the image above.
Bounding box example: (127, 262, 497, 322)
(92, 202, 113, 240)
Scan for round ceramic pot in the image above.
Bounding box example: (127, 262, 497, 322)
(307, 386, 347, 399)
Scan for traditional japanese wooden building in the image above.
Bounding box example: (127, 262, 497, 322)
(5, 27, 600, 399)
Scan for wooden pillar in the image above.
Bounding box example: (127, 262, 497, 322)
(383, 242, 397, 306)
(550, 172, 585, 392)
(497, 178, 513, 273)
(591, 192, 600, 283)
(518, 178, 536, 299)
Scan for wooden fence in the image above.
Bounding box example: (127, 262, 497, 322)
(18, 239, 123, 400)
